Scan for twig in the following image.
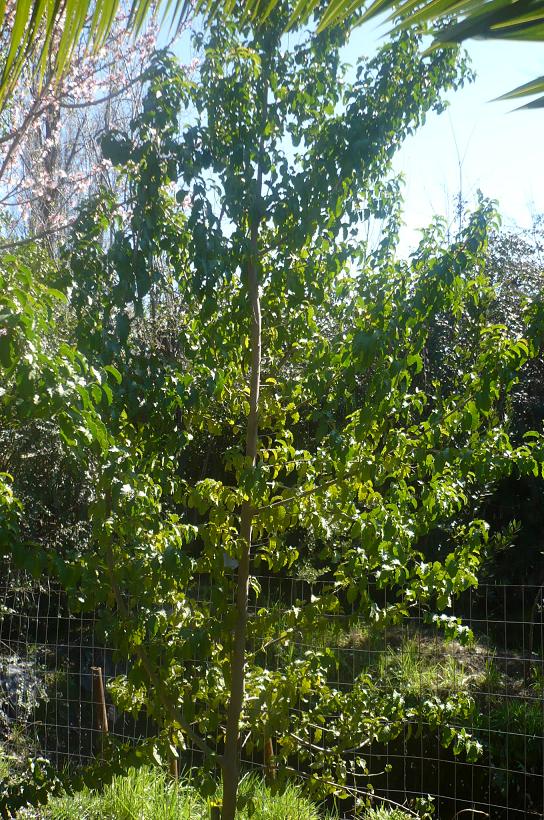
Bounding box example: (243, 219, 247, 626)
(58, 68, 151, 109)
(283, 766, 419, 818)
(256, 475, 338, 513)
(0, 219, 75, 250)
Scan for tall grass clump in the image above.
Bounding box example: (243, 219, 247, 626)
(20, 766, 331, 819)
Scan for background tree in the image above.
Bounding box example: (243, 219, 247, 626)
(477, 219, 544, 584)
(0, 3, 165, 244)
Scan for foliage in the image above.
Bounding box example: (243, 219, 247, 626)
(408, 216, 544, 583)
(485, 219, 544, 433)
(0, 245, 116, 574)
(362, 809, 413, 820)
(1, 3, 543, 818)
(362, 0, 544, 108)
(472, 220, 544, 583)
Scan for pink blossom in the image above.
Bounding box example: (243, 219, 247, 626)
(0, 0, 187, 236)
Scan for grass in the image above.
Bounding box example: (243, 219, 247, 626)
(18, 767, 334, 819)
(304, 618, 482, 698)
(263, 612, 479, 698)
(376, 637, 476, 697)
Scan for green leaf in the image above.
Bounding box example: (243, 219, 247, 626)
(104, 365, 122, 384)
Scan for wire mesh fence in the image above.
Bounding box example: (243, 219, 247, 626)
(0, 558, 543, 819)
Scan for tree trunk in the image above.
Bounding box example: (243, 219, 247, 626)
(220, 50, 270, 816)
(221, 217, 262, 820)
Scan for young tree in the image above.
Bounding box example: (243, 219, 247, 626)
(2, 7, 543, 820)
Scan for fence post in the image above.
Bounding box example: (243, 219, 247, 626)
(91, 666, 108, 755)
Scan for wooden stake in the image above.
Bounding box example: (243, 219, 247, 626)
(264, 732, 276, 784)
(91, 666, 108, 754)
(169, 751, 179, 780)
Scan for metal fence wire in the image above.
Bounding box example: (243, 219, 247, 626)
(0, 560, 543, 820)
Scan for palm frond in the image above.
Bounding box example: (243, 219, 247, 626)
(361, 0, 544, 106)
